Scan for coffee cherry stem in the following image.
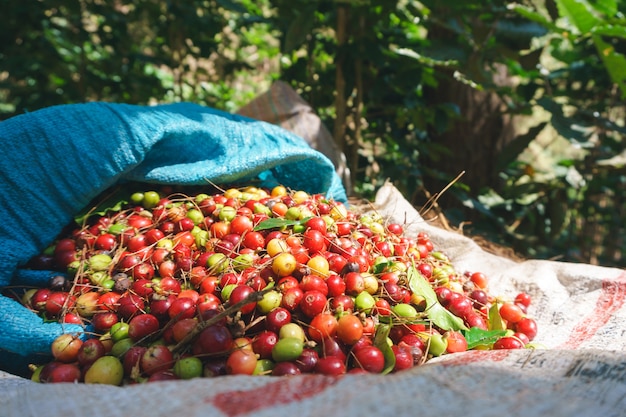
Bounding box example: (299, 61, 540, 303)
(171, 287, 272, 354)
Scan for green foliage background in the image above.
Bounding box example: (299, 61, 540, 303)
(1, 0, 624, 267)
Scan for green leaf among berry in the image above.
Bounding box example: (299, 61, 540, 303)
(463, 327, 508, 350)
(373, 323, 396, 375)
(74, 187, 130, 225)
(407, 266, 468, 331)
(253, 217, 311, 231)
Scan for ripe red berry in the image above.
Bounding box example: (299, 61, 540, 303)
(493, 336, 525, 350)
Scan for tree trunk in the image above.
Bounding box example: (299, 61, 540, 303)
(421, 74, 516, 221)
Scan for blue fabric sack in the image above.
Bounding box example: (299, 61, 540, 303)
(0, 102, 346, 374)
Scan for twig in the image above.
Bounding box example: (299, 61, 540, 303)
(419, 171, 466, 224)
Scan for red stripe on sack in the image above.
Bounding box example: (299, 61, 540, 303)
(557, 270, 626, 350)
(209, 374, 341, 416)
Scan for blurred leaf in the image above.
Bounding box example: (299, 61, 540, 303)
(495, 19, 549, 49)
(474, 189, 507, 208)
(392, 47, 459, 67)
(597, 150, 626, 168)
(217, 0, 259, 14)
(283, 5, 318, 53)
(564, 166, 586, 188)
(592, 24, 626, 39)
(555, 0, 601, 34)
(557, 159, 576, 168)
(537, 97, 594, 145)
(496, 121, 548, 171)
(592, 34, 626, 98)
(588, 0, 618, 17)
(507, 182, 547, 201)
(461, 192, 505, 221)
(509, 4, 562, 33)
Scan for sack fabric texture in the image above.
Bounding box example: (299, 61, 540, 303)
(0, 101, 346, 373)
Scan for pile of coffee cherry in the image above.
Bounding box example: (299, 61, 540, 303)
(16, 183, 538, 385)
